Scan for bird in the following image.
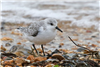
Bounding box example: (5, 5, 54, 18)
(17, 18, 63, 56)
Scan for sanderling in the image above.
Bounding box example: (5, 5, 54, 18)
(17, 18, 63, 56)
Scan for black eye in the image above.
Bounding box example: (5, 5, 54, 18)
(50, 23, 53, 26)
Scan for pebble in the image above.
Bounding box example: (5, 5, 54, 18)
(5, 43, 11, 47)
(9, 45, 18, 52)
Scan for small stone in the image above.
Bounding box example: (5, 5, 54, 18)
(17, 42, 21, 45)
(34, 57, 47, 62)
(45, 64, 54, 67)
(72, 39, 78, 41)
(15, 57, 25, 66)
(9, 45, 18, 52)
(15, 51, 24, 57)
(59, 43, 64, 48)
(52, 54, 65, 61)
(27, 55, 35, 63)
(91, 36, 96, 38)
(1, 45, 6, 51)
(59, 45, 62, 48)
(1, 37, 13, 41)
(5, 43, 11, 47)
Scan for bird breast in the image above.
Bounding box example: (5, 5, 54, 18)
(26, 30, 57, 45)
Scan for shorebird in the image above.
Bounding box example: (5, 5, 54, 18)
(17, 18, 63, 56)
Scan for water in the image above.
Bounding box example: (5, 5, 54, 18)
(1, 0, 100, 30)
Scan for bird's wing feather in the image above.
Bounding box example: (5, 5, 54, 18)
(23, 21, 45, 36)
(31, 30, 39, 37)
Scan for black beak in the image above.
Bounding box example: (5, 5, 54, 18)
(55, 26, 63, 32)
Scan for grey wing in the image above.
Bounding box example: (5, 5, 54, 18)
(31, 30, 39, 37)
(24, 21, 44, 36)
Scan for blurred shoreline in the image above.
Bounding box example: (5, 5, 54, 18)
(1, 1, 100, 31)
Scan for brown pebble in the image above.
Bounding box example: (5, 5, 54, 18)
(27, 55, 35, 63)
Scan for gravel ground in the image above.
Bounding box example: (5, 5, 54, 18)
(1, 22, 100, 54)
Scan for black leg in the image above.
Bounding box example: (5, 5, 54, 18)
(32, 44, 38, 54)
(41, 44, 45, 56)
